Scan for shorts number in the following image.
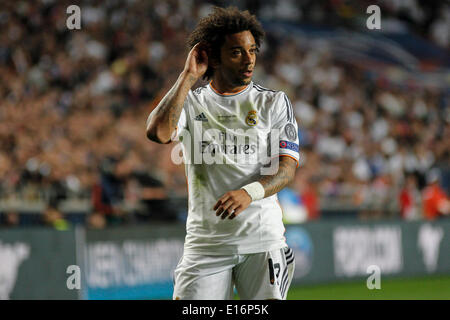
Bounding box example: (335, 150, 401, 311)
(268, 258, 281, 285)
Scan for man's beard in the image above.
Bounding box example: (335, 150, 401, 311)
(233, 76, 251, 86)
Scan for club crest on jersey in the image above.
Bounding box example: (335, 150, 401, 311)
(245, 110, 258, 126)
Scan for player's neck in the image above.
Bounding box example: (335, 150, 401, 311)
(210, 76, 248, 95)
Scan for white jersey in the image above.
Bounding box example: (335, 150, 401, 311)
(174, 81, 300, 255)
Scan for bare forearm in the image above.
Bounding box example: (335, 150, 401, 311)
(146, 71, 197, 143)
(257, 157, 297, 198)
(214, 158, 297, 220)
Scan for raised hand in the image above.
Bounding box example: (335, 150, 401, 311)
(183, 42, 209, 80)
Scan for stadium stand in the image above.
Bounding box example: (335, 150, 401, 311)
(0, 0, 448, 227)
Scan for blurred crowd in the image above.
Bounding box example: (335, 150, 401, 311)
(0, 0, 449, 228)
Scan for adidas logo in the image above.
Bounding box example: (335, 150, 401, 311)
(194, 112, 208, 122)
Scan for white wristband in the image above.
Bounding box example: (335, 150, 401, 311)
(241, 182, 265, 201)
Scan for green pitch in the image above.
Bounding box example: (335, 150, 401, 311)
(286, 275, 450, 300)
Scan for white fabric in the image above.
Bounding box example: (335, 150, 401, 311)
(173, 246, 295, 300)
(173, 81, 300, 255)
(241, 181, 265, 201)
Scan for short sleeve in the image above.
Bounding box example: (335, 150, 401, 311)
(271, 92, 300, 167)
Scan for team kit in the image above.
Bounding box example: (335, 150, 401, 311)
(171, 81, 300, 299)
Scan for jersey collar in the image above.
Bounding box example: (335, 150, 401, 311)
(208, 81, 253, 97)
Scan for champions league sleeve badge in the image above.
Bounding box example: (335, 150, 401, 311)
(284, 123, 297, 141)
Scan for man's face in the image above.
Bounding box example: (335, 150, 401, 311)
(217, 30, 257, 87)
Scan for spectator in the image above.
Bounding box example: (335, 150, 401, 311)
(398, 175, 421, 220)
(86, 212, 107, 229)
(1, 211, 20, 228)
(42, 205, 70, 230)
(296, 174, 320, 221)
(0, 0, 448, 224)
(422, 170, 450, 220)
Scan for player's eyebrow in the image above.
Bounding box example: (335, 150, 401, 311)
(229, 44, 257, 50)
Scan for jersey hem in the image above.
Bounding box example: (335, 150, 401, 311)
(182, 240, 287, 256)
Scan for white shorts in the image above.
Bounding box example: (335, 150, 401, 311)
(173, 247, 295, 300)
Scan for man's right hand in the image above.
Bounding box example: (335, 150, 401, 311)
(183, 42, 209, 80)
(146, 43, 209, 144)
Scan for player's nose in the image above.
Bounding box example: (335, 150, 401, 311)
(242, 50, 254, 64)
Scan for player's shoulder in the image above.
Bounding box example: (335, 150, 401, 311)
(252, 83, 287, 100)
(252, 82, 278, 94)
(192, 85, 208, 96)
(252, 83, 291, 110)
(185, 85, 208, 106)
(252, 84, 295, 121)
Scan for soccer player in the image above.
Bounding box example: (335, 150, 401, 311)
(146, 7, 300, 300)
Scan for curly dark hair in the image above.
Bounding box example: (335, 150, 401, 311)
(187, 6, 265, 80)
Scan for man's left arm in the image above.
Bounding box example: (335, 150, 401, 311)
(258, 156, 297, 197)
(213, 156, 297, 220)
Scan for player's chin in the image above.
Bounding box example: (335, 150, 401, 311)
(237, 77, 252, 85)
